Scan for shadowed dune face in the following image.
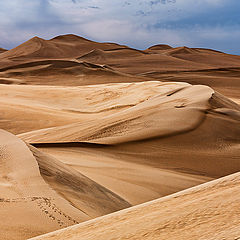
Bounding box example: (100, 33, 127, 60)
(0, 34, 240, 240)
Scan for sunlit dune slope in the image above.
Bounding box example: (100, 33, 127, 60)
(0, 130, 130, 240)
(19, 82, 240, 145)
(16, 81, 240, 205)
(0, 81, 166, 134)
(29, 171, 240, 240)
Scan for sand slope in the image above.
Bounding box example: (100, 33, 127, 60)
(0, 130, 130, 240)
(29, 171, 240, 240)
(16, 81, 240, 205)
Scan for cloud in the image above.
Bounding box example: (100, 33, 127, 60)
(0, 0, 239, 54)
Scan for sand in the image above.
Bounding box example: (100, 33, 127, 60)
(29, 171, 240, 240)
(0, 130, 130, 240)
(0, 34, 239, 239)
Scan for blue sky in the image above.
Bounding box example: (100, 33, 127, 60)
(0, 0, 240, 54)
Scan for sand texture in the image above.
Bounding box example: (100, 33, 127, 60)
(0, 34, 239, 239)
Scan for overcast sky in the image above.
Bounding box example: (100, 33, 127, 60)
(0, 0, 239, 54)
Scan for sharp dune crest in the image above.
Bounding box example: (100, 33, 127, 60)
(0, 34, 240, 239)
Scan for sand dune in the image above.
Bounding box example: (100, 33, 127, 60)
(147, 44, 173, 50)
(17, 81, 240, 205)
(0, 59, 139, 86)
(1, 34, 240, 100)
(0, 34, 240, 239)
(0, 47, 7, 53)
(78, 48, 147, 62)
(29, 171, 240, 240)
(0, 34, 127, 61)
(0, 129, 88, 240)
(0, 81, 167, 134)
(0, 130, 130, 240)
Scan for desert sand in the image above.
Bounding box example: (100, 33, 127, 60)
(0, 34, 239, 239)
(29, 171, 240, 240)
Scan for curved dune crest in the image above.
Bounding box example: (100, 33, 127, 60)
(18, 83, 226, 144)
(147, 44, 173, 50)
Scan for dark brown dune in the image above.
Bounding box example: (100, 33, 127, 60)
(0, 59, 143, 86)
(0, 47, 7, 53)
(78, 48, 147, 62)
(147, 44, 173, 50)
(0, 34, 127, 61)
(167, 46, 200, 55)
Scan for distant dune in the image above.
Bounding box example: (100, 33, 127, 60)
(0, 34, 127, 60)
(0, 47, 7, 53)
(147, 44, 173, 50)
(0, 34, 239, 240)
(0, 34, 240, 99)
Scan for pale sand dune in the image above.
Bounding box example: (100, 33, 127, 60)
(29, 171, 240, 240)
(19, 82, 240, 145)
(0, 130, 130, 240)
(18, 83, 210, 143)
(0, 129, 87, 240)
(17, 81, 240, 205)
(0, 81, 170, 134)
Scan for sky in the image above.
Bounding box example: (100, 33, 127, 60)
(0, 0, 240, 54)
